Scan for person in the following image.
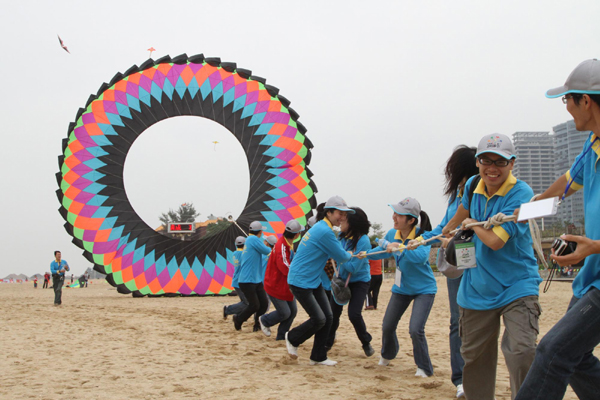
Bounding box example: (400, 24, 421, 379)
(361, 198, 436, 377)
(260, 220, 304, 340)
(223, 236, 248, 319)
(364, 244, 382, 311)
(515, 59, 600, 400)
(33, 277, 38, 289)
(50, 251, 69, 306)
(43, 272, 50, 289)
(286, 196, 354, 366)
(442, 134, 542, 400)
(409, 145, 479, 398)
(325, 207, 374, 357)
(233, 222, 272, 331)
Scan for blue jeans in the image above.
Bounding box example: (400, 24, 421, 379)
(288, 285, 333, 362)
(515, 288, 600, 400)
(327, 280, 372, 348)
(225, 287, 248, 316)
(447, 276, 464, 386)
(381, 292, 435, 375)
(262, 295, 298, 340)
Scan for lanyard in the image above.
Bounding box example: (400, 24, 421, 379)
(561, 136, 599, 204)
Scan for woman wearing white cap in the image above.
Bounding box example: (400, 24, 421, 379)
(259, 220, 304, 340)
(285, 196, 354, 366)
(361, 198, 436, 377)
(233, 221, 273, 331)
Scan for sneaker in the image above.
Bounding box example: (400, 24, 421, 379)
(415, 368, 429, 378)
(232, 315, 242, 331)
(456, 384, 465, 398)
(309, 358, 337, 366)
(378, 356, 390, 366)
(363, 343, 375, 357)
(223, 305, 227, 320)
(285, 332, 298, 359)
(259, 316, 271, 337)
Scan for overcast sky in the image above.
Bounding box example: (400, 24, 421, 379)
(1, 0, 598, 278)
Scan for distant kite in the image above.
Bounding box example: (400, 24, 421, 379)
(212, 141, 219, 150)
(56, 53, 317, 296)
(57, 35, 70, 54)
(148, 47, 156, 58)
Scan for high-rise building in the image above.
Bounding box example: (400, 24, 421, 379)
(512, 121, 590, 228)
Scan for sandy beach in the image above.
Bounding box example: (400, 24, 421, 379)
(1, 276, 584, 399)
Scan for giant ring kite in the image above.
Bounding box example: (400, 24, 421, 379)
(56, 53, 317, 296)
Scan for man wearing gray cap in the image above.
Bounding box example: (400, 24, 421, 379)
(442, 134, 541, 400)
(516, 60, 600, 400)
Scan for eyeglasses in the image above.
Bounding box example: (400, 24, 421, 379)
(478, 157, 511, 167)
(562, 94, 574, 104)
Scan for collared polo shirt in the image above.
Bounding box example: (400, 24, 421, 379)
(566, 132, 600, 298)
(231, 249, 243, 288)
(239, 235, 272, 284)
(458, 173, 541, 310)
(338, 234, 371, 283)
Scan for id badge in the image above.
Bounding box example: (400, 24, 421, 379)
(456, 242, 477, 269)
(394, 267, 402, 287)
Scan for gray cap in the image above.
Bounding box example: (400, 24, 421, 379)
(324, 195, 355, 214)
(547, 59, 600, 98)
(389, 197, 421, 219)
(475, 134, 515, 160)
(265, 235, 278, 246)
(249, 221, 266, 231)
(235, 236, 246, 246)
(285, 220, 305, 234)
(307, 216, 317, 227)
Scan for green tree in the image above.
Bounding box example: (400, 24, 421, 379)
(368, 222, 386, 244)
(205, 218, 232, 238)
(159, 203, 200, 231)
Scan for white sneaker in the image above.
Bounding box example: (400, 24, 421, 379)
(378, 356, 390, 366)
(415, 368, 429, 378)
(285, 332, 298, 359)
(456, 384, 465, 398)
(309, 358, 337, 366)
(259, 316, 271, 337)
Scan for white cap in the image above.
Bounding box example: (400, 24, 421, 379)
(249, 221, 266, 231)
(285, 220, 305, 234)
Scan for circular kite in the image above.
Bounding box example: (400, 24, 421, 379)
(56, 53, 317, 296)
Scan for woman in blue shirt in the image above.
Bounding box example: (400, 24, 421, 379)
(325, 207, 374, 357)
(363, 197, 435, 377)
(285, 196, 354, 366)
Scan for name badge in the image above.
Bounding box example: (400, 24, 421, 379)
(395, 268, 402, 287)
(456, 242, 477, 269)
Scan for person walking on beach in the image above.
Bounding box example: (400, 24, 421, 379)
(285, 196, 354, 366)
(50, 251, 69, 306)
(233, 222, 272, 331)
(361, 198, 436, 378)
(260, 220, 304, 340)
(43, 272, 50, 289)
(325, 207, 374, 357)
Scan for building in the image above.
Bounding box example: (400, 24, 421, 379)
(512, 121, 589, 228)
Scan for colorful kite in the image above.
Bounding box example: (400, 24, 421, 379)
(56, 53, 317, 296)
(147, 47, 155, 58)
(57, 35, 70, 54)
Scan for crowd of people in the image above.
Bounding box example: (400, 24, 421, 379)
(223, 59, 600, 400)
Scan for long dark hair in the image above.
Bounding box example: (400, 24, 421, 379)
(340, 207, 371, 250)
(407, 211, 432, 236)
(443, 145, 479, 203)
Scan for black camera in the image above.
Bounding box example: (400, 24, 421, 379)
(551, 237, 577, 256)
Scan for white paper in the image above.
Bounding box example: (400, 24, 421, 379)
(395, 268, 401, 287)
(517, 197, 559, 221)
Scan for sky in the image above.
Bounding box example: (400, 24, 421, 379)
(1, 0, 598, 278)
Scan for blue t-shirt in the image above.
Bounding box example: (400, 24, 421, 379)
(458, 173, 541, 310)
(338, 235, 371, 283)
(288, 219, 352, 289)
(50, 260, 68, 276)
(368, 227, 436, 295)
(421, 191, 462, 243)
(321, 268, 332, 291)
(239, 235, 272, 284)
(231, 249, 243, 288)
(566, 133, 600, 298)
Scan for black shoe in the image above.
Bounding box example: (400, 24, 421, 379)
(223, 305, 227, 320)
(253, 323, 260, 332)
(232, 315, 242, 331)
(363, 343, 375, 357)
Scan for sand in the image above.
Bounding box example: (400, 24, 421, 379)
(0, 277, 585, 399)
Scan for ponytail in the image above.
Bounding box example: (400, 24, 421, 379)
(315, 202, 327, 221)
(417, 211, 432, 235)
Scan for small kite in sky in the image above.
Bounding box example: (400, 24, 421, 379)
(57, 35, 70, 54)
(212, 141, 219, 151)
(148, 47, 156, 58)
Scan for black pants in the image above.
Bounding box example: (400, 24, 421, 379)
(42, 280, 48, 289)
(327, 280, 372, 348)
(366, 274, 383, 309)
(237, 282, 268, 325)
(52, 274, 64, 305)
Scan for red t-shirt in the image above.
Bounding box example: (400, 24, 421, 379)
(263, 236, 294, 301)
(369, 259, 382, 276)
